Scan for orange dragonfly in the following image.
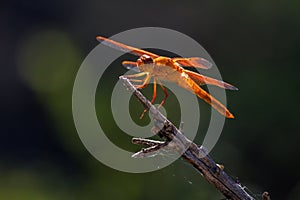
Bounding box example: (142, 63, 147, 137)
(97, 36, 238, 118)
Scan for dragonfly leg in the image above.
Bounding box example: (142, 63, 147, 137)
(139, 79, 157, 119)
(151, 79, 157, 104)
(157, 79, 169, 108)
(134, 74, 151, 89)
(124, 72, 150, 89)
(124, 72, 147, 78)
(129, 79, 143, 83)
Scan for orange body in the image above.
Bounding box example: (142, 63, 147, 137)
(97, 36, 237, 118)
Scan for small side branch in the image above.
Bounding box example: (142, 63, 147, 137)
(120, 76, 269, 200)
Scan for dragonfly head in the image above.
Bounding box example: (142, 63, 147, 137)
(137, 54, 153, 64)
(137, 54, 154, 72)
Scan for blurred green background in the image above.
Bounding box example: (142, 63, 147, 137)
(1, 0, 300, 199)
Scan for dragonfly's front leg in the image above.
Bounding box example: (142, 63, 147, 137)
(135, 74, 151, 89)
(123, 72, 148, 79)
(123, 72, 150, 89)
(123, 72, 153, 119)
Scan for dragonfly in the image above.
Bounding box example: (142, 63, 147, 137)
(96, 36, 238, 118)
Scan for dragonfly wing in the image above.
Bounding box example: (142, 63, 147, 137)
(172, 57, 212, 69)
(122, 61, 140, 72)
(96, 36, 159, 59)
(184, 69, 238, 90)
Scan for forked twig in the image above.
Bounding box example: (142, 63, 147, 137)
(120, 76, 269, 200)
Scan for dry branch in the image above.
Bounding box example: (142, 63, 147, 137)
(120, 76, 269, 200)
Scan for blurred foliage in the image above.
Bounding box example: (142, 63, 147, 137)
(1, 0, 300, 199)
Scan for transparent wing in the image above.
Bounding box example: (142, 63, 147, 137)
(96, 36, 159, 59)
(184, 69, 238, 90)
(172, 57, 213, 69)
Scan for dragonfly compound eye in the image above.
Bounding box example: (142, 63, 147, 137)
(140, 54, 153, 64)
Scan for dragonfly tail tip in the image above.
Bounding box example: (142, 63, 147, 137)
(227, 112, 235, 119)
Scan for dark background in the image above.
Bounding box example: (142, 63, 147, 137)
(1, 0, 300, 199)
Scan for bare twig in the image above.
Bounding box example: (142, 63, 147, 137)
(120, 76, 269, 200)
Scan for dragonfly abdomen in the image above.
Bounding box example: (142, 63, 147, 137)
(177, 75, 234, 118)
